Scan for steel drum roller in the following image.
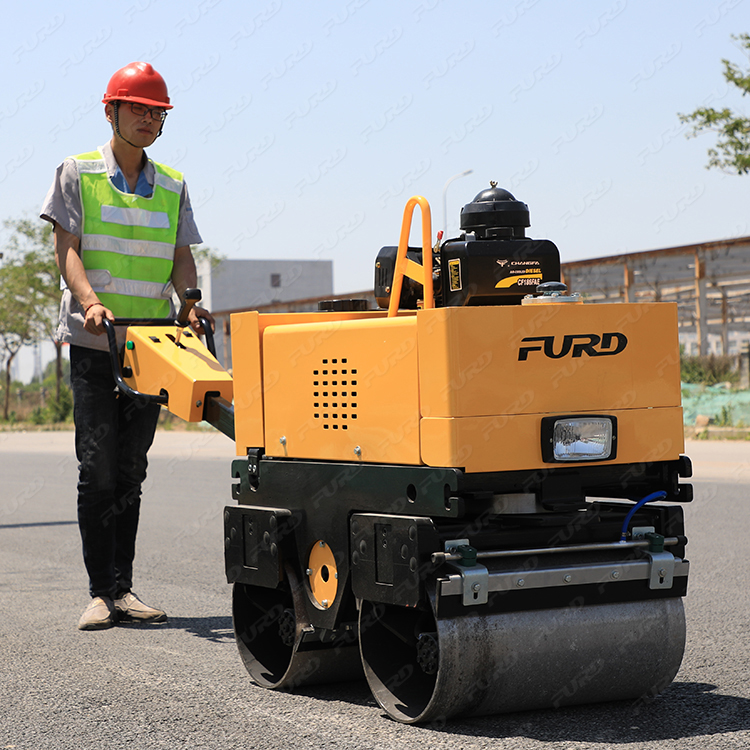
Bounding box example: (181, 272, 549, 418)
(359, 597, 686, 723)
(233, 569, 362, 690)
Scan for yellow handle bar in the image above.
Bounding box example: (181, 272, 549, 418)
(387, 195, 435, 317)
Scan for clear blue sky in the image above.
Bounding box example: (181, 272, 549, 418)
(2, 0, 747, 302)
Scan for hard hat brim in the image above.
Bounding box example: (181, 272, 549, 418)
(102, 94, 173, 109)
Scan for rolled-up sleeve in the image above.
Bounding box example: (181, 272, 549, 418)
(40, 158, 82, 237)
(176, 182, 203, 247)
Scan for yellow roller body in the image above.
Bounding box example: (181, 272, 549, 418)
(221, 193, 691, 725)
(122, 325, 233, 422)
(230, 309, 389, 457)
(230, 301, 683, 470)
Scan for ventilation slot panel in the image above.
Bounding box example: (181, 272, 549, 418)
(313, 358, 358, 430)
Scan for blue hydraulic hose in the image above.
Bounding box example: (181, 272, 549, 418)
(619, 491, 667, 542)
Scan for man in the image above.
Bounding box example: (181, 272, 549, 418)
(40, 61, 214, 630)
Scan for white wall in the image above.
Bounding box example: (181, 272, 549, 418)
(197, 257, 333, 314)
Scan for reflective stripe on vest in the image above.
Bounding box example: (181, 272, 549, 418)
(100, 204, 171, 229)
(73, 150, 183, 318)
(84, 233, 175, 261)
(85, 269, 173, 301)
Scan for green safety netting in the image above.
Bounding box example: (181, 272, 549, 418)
(680, 382, 750, 425)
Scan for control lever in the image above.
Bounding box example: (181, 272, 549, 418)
(175, 288, 202, 346)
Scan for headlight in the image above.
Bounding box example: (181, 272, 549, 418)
(541, 415, 617, 463)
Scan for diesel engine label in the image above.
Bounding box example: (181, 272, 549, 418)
(448, 259, 462, 291)
(518, 333, 628, 361)
(496, 273, 543, 288)
(495, 259, 543, 288)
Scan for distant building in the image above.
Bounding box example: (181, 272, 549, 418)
(209, 238, 750, 370)
(196, 258, 334, 365)
(561, 236, 750, 357)
(197, 258, 333, 313)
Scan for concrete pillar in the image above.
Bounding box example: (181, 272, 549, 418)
(720, 289, 729, 356)
(694, 254, 708, 356)
(740, 342, 750, 390)
(623, 263, 635, 303)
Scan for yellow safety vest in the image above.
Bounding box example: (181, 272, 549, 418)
(73, 150, 183, 318)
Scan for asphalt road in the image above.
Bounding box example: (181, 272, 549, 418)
(1, 431, 749, 750)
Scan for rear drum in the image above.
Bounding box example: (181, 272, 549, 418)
(359, 597, 686, 723)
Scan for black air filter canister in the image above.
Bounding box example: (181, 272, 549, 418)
(460, 183, 530, 239)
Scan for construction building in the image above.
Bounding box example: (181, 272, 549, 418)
(207, 237, 750, 370)
(561, 236, 750, 357)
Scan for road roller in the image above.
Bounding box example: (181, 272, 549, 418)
(107, 184, 692, 724)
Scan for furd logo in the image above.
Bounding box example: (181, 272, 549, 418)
(518, 332, 628, 361)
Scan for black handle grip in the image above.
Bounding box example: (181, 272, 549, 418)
(176, 288, 202, 327)
(198, 316, 217, 358)
(103, 318, 168, 405)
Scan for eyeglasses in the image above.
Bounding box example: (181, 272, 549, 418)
(129, 102, 168, 122)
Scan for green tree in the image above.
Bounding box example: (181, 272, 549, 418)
(679, 33, 750, 174)
(2, 218, 64, 402)
(191, 244, 225, 271)
(0, 262, 38, 419)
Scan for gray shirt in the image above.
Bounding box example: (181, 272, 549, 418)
(40, 142, 203, 352)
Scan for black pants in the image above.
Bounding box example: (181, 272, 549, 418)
(70, 345, 160, 599)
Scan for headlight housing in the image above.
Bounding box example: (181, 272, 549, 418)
(541, 415, 617, 463)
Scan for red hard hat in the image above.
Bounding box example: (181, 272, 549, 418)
(102, 62, 173, 109)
